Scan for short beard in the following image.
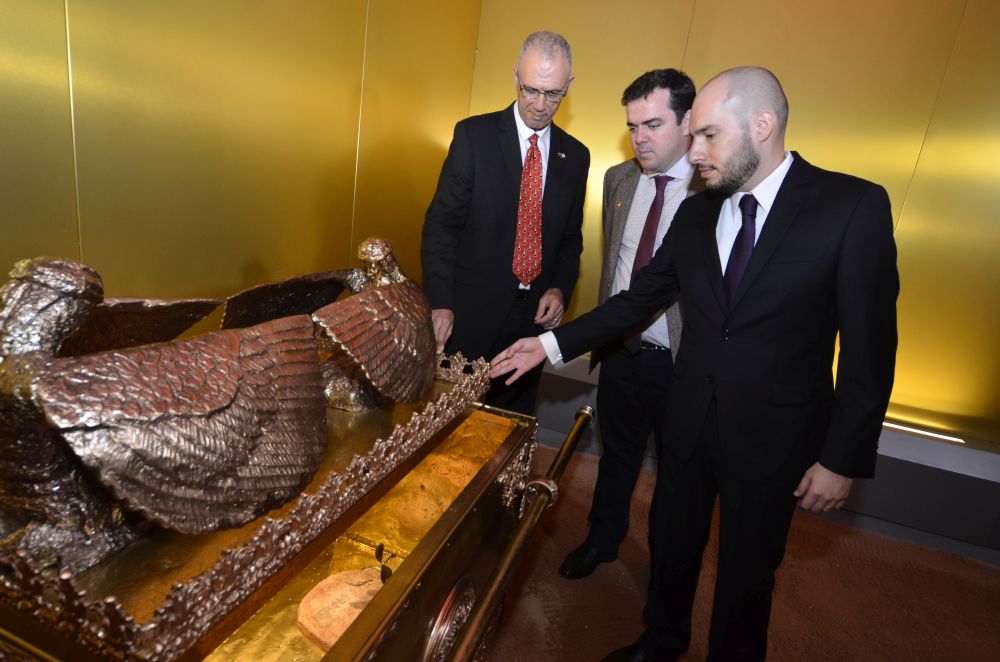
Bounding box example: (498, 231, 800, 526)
(707, 131, 759, 196)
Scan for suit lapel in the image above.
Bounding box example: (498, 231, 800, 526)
(497, 106, 523, 204)
(543, 125, 571, 219)
(729, 155, 813, 308)
(699, 194, 728, 311)
(608, 163, 641, 266)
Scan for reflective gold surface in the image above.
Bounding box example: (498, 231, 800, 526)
(0, 1, 80, 266)
(76, 381, 456, 623)
(469, 0, 996, 444)
(1, 0, 996, 448)
(352, 0, 482, 281)
(67, 2, 368, 298)
(888, 0, 1000, 443)
(206, 409, 518, 661)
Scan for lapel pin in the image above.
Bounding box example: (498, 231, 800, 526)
(616, 200, 622, 208)
(556, 152, 566, 159)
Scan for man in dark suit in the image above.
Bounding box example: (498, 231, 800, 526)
(421, 31, 590, 415)
(560, 69, 700, 580)
(492, 67, 898, 661)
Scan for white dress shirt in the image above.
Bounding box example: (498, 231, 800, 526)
(612, 155, 694, 348)
(717, 152, 793, 271)
(540, 152, 795, 365)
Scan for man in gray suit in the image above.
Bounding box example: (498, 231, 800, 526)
(560, 69, 700, 580)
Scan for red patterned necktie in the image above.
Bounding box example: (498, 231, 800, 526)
(513, 133, 543, 285)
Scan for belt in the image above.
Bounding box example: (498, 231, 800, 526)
(640, 341, 668, 351)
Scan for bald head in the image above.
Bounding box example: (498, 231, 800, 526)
(704, 67, 788, 135)
(688, 66, 789, 194)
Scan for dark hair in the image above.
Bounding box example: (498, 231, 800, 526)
(621, 69, 696, 124)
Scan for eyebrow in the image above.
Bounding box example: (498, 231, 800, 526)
(523, 84, 565, 95)
(691, 123, 723, 135)
(626, 118, 667, 128)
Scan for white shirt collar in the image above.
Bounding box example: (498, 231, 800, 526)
(512, 104, 551, 143)
(728, 151, 793, 217)
(643, 153, 694, 182)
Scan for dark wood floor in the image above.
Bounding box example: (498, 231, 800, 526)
(479, 445, 1000, 662)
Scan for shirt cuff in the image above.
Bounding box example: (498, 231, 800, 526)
(539, 331, 563, 365)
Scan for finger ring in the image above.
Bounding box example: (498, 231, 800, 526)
(823, 507, 833, 512)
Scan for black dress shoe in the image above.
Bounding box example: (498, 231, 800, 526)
(601, 641, 678, 662)
(558, 543, 616, 579)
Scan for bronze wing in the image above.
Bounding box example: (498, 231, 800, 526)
(312, 280, 435, 403)
(33, 314, 327, 533)
(221, 269, 352, 329)
(58, 297, 221, 357)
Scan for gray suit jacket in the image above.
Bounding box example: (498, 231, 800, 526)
(597, 158, 700, 359)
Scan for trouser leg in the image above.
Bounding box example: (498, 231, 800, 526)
(481, 298, 542, 415)
(707, 440, 798, 661)
(588, 345, 671, 552)
(640, 404, 717, 656)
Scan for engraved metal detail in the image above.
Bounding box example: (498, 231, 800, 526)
(497, 437, 537, 515)
(423, 575, 476, 662)
(0, 357, 490, 661)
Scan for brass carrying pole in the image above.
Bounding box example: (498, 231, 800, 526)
(446, 404, 594, 661)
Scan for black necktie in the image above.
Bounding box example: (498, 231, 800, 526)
(624, 175, 673, 353)
(724, 194, 758, 304)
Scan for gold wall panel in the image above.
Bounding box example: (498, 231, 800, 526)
(2, 0, 997, 443)
(889, 0, 1000, 443)
(681, 0, 965, 212)
(352, 0, 482, 280)
(0, 1, 80, 269)
(470, 0, 697, 320)
(68, 1, 368, 298)
(472, 0, 996, 443)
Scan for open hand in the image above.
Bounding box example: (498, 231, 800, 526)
(490, 337, 546, 385)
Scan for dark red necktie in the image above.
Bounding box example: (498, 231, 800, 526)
(513, 134, 543, 285)
(724, 193, 758, 304)
(624, 174, 673, 353)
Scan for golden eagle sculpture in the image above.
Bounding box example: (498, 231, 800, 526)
(310, 237, 436, 411)
(0, 257, 327, 573)
(0, 238, 434, 573)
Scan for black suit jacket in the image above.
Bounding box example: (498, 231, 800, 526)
(422, 104, 590, 360)
(555, 154, 898, 483)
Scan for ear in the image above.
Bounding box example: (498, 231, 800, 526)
(752, 109, 776, 143)
(681, 109, 691, 136)
(564, 75, 576, 93)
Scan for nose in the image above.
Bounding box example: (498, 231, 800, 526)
(531, 95, 548, 112)
(689, 137, 705, 163)
(634, 127, 648, 144)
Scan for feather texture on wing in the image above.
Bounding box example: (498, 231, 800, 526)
(312, 279, 434, 404)
(33, 314, 327, 533)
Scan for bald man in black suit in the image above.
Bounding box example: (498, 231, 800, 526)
(491, 67, 898, 661)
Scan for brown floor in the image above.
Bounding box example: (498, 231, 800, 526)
(480, 445, 1000, 662)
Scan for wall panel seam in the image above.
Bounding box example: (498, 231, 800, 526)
(896, 0, 969, 233)
(63, 0, 83, 261)
(351, 0, 373, 260)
